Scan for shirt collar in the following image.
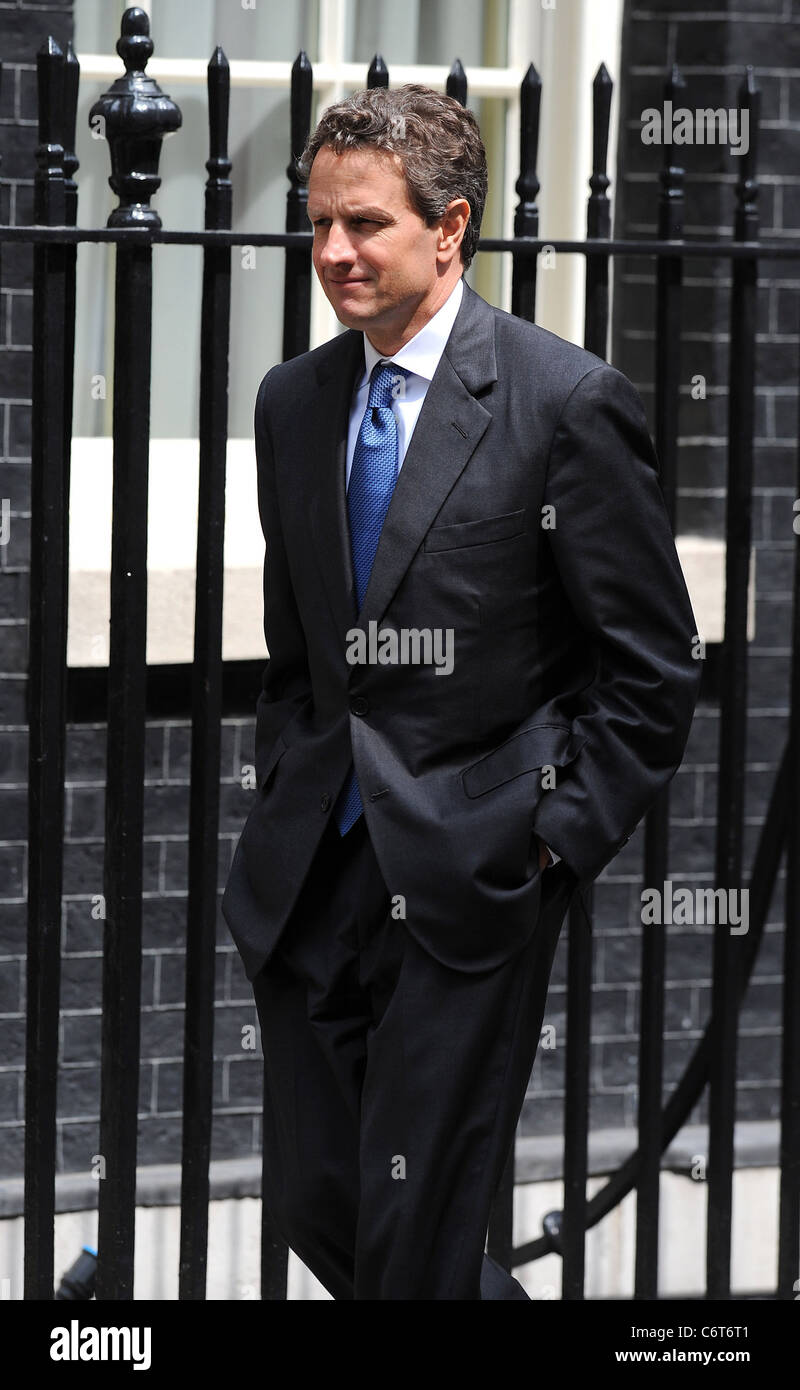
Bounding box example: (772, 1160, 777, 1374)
(360, 276, 464, 385)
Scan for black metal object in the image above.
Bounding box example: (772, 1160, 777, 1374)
(6, 225, 799, 257)
(583, 62, 612, 358)
(546, 77, 612, 1300)
(54, 1246, 98, 1300)
(557, 65, 616, 1303)
(511, 63, 541, 324)
(561, 890, 593, 1299)
(635, 63, 685, 1303)
(91, 6, 181, 227)
(177, 47, 232, 1303)
(89, 7, 182, 1301)
(282, 50, 312, 362)
(707, 67, 760, 1301)
(24, 34, 70, 1305)
(778, 290, 800, 1299)
(62, 41, 79, 480)
(367, 53, 389, 90)
(446, 58, 467, 107)
(7, 19, 798, 1303)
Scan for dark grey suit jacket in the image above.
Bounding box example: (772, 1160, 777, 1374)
(221, 279, 702, 980)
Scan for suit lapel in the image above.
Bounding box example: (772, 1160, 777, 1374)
(308, 329, 364, 638)
(357, 281, 497, 630)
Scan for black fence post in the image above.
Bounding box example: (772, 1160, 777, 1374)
(583, 63, 612, 359)
(707, 66, 761, 1300)
(24, 34, 68, 1304)
(560, 891, 592, 1300)
(635, 63, 686, 1302)
(777, 219, 800, 1304)
(560, 62, 617, 1306)
(282, 51, 312, 363)
(61, 42, 79, 476)
(89, 5, 181, 1301)
(177, 46, 232, 1302)
(511, 63, 540, 324)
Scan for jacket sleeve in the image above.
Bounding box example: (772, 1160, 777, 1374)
(531, 362, 703, 885)
(251, 366, 313, 787)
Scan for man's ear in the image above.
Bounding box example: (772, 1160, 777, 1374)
(437, 197, 471, 266)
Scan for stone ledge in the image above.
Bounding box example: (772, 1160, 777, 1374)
(514, 1119, 778, 1183)
(0, 1120, 779, 1218)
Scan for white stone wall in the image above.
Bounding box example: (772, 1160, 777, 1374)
(0, 1165, 780, 1300)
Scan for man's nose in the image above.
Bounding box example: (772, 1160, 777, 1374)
(319, 222, 355, 265)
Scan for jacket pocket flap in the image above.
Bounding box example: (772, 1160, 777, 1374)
(424, 508, 526, 553)
(461, 723, 586, 798)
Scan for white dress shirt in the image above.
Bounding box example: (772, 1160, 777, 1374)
(345, 275, 464, 488)
(344, 275, 559, 870)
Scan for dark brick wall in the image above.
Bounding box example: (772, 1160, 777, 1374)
(1, 0, 75, 1177)
(45, 720, 263, 1179)
(0, 0, 794, 1183)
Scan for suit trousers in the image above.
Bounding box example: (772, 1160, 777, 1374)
(250, 811, 575, 1300)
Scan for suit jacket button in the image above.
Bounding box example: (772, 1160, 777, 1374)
(350, 696, 369, 716)
(320, 793, 331, 812)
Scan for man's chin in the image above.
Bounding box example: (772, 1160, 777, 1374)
(327, 297, 376, 330)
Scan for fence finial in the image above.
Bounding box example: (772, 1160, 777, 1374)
(286, 51, 312, 233)
(447, 58, 467, 107)
(206, 47, 231, 231)
(514, 63, 541, 239)
(63, 41, 80, 228)
(89, 7, 182, 229)
(367, 53, 389, 89)
(588, 63, 612, 228)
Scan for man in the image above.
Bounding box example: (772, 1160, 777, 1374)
(221, 84, 701, 1300)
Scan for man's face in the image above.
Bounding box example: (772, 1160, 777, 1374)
(307, 145, 458, 344)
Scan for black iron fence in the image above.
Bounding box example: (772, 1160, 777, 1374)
(4, 5, 800, 1300)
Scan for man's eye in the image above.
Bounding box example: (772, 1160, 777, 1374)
(310, 217, 378, 228)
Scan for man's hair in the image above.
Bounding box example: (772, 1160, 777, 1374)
(296, 84, 488, 270)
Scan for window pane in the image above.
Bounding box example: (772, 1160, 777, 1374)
(74, 0, 320, 63)
(349, 0, 510, 67)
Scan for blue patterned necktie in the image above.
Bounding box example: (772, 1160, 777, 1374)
(334, 360, 409, 835)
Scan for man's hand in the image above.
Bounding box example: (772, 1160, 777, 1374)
(536, 836, 551, 872)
